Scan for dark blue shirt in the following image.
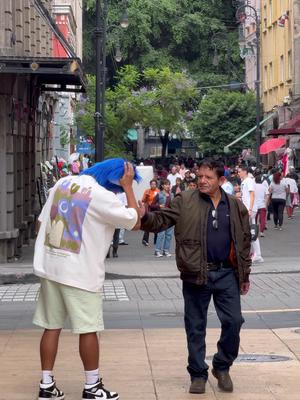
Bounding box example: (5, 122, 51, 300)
(205, 190, 232, 263)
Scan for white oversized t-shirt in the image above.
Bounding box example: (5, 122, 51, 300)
(241, 176, 256, 211)
(34, 175, 137, 292)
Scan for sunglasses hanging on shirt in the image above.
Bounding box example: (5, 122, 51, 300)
(212, 209, 218, 230)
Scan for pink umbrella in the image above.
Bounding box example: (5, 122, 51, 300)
(259, 138, 286, 155)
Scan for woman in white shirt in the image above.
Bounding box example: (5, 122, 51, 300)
(269, 172, 289, 230)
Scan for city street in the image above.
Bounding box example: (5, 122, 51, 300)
(0, 209, 300, 399)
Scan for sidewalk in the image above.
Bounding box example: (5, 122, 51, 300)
(0, 327, 300, 399)
(1, 211, 300, 284)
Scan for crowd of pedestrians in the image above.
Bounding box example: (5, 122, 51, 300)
(136, 159, 299, 263)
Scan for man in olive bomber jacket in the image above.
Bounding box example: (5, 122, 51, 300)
(140, 159, 252, 394)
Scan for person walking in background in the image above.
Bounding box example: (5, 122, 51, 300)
(284, 173, 298, 219)
(254, 172, 269, 237)
(187, 179, 198, 190)
(221, 170, 235, 195)
(140, 159, 251, 394)
(269, 171, 289, 230)
(33, 159, 141, 400)
(183, 170, 194, 189)
(171, 177, 185, 196)
(152, 179, 174, 257)
(238, 165, 263, 263)
(167, 165, 182, 187)
(117, 192, 129, 246)
(141, 179, 160, 246)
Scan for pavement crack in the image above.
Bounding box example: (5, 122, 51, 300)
(141, 329, 159, 400)
(270, 328, 300, 362)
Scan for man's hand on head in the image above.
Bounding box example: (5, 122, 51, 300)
(120, 162, 134, 190)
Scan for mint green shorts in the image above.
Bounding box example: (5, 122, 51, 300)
(33, 278, 104, 334)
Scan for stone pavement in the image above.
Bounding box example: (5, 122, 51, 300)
(0, 327, 300, 400)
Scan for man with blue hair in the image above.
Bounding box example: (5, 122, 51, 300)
(33, 159, 141, 400)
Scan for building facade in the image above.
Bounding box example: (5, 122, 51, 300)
(261, 0, 300, 167)
(261, 0, 293, 113)
(52, 0, 82, 160)
(0, 0, 84, 262)
(240, 0, 261, 91)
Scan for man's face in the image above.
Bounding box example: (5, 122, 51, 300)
(198, 167, 224, 195)
(150, 181, 157, 190)
(171, 166, 176, 174)
(238, 168, 247, 180)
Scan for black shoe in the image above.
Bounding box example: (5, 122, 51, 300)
(142, 240, 149, 246)
(82, 379, 119, 399)
(118, 242, 128, 245)
(112, 251, 118, 258)
(189, 377, 206, 394)
(39, 380, 64, 399)
(212, 369, 233, 392)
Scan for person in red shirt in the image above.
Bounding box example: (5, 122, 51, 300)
(141, 179, 160, 246)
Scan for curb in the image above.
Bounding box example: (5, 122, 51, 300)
(1, 269, 300, 285)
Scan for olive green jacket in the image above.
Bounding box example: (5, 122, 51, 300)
(141, 189, 252, 286)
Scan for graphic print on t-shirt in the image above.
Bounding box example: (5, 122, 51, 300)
(44, 179, 92, 254)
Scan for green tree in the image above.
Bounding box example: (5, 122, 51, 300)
(189, 90, 256, 155)
(82, 0, 243, 85)
(110, 66, 197, 158)
(76, 74, 131, 158)
(76, 66, 197, 158)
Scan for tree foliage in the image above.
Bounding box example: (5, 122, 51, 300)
(82, 0, 243, 85)
(76, 66, 197, 158)
(189, 90, 256, 155)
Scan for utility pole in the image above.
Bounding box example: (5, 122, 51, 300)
(94, 0, 107, 162)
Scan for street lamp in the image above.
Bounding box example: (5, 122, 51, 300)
(236, 4, 261, 165)
(94, 1, 129, 162)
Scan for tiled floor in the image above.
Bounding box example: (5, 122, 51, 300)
(0, 280, 129, 302)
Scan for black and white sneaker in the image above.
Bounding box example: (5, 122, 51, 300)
(39, 380, 64, 399)
(82, 379, 119, 400)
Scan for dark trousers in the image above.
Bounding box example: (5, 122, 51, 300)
(142, 231, 157, 244)
(271, 199, 286, 227)
(182, 269, 244, 380)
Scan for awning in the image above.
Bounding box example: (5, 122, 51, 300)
(224, 113, 276, 152)
(127, 129, 138, 141)
(259, 138, 286, 154)
(267, 115, 300, 136)
(0, 56, 86, 92)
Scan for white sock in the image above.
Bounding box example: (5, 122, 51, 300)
(42, 370, 53, 384)
(85, 368, 99, 385)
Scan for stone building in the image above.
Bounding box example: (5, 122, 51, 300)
(0, 0, 85, 262)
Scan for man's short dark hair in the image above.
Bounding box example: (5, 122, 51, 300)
(238, 164, 249, 173)
(198, 159, 224, 178)
(150, 179, 157, 185)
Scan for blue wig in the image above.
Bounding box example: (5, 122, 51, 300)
(80, 158, 142, 193)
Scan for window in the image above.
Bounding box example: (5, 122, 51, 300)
(269, 62, 273, 88)
(288, 50, 292, 79)
(150, 146, 162, 158)
(264, 66, 268, 91)
(280, 55, 284, 82)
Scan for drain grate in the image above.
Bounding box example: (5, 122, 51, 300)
(206, 354, 291, 363)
